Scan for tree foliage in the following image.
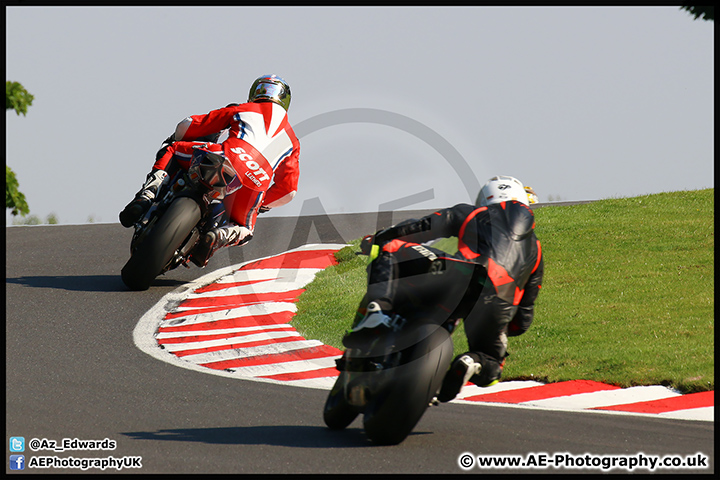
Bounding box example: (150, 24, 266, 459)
(680, 6, 714, 21)
(6, 81, 35, 217)
(6, 165, 29, 216)
(11, 213, 59, 225)
(6, 81, 35, 116)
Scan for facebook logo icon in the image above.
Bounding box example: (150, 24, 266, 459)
(10, 455, 25, 470)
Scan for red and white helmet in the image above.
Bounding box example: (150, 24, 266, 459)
(476, 176, 530, 207)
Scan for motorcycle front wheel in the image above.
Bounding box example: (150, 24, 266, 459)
(121, 196, 202, 291)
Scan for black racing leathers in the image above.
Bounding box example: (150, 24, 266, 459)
(367, 201, 543, 385)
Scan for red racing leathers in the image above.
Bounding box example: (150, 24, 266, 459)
(154, 101, 300, 231)
(363, 200, 543, 385)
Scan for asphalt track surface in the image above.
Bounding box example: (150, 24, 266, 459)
(5, 210, 714, 474)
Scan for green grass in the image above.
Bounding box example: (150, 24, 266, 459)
(292, 189, 714, 393)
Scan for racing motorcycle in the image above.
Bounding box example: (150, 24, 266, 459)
(323, 251, 474, 445)
(121, 146, 242, 291)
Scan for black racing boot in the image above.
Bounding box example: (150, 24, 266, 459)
(190, 224, 253, 267)
(119, 170, 168, 227)
(437, 353, 482, 402)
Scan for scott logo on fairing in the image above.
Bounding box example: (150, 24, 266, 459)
(230, 147, 271, 185)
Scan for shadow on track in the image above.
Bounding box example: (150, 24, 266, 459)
(6, 275, 186, 292)
(121, 425, 432, 448)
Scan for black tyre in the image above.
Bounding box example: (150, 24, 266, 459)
(121, 197, 202, 291)
(362, 328, 453, 445)
(323, 371, 360, 430)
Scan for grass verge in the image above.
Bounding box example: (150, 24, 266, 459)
(292, 189, 714, 393)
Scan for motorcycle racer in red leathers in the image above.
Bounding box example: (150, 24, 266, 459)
(120, 74, 300, 265)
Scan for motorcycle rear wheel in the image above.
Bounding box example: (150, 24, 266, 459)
(121, 196, 202, 291)
(323, 371, 360, 430)
(362, 328, 453, 445)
